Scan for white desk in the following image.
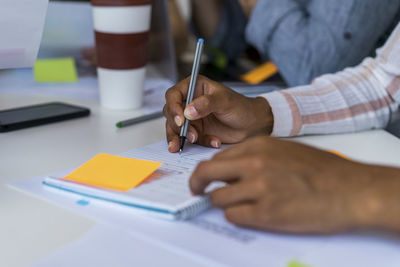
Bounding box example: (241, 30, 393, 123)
(1, 91, 400, 267)
(0, 93, 205, 267)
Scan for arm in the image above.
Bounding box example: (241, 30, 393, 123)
(190, 136, 400, 234)
(246, 0, 400, 86)
(261, 22, 400, 137)
(192, 0, 248, 59)
(191, 0, 223, 40)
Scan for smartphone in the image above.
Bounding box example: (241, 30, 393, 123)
(0, 102, 90, 132)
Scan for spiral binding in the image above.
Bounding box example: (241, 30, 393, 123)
(176, 196, 212, 220)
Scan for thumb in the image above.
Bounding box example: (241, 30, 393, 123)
(184, 94, 218, 120)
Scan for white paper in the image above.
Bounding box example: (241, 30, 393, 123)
(10, 142, 400, 267)
(0, 0, 48, 69)
(32, 224, 214, 267)
(44, 142, 225, 219)
(38, 1, 94, 59)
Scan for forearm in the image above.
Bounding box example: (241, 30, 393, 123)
(354, 164, 400, 233)
(192, 0, 248, 60)
(192, 0, 222, 39)
(260, 22, 400, 137)
(261, 60, 398, 137)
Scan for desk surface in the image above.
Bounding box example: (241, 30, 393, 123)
(1, 92, 400, 267)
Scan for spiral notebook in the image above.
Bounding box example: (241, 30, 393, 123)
(43, 141, 223, 220)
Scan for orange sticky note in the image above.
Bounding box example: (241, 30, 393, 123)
(240, 61, 278, 85)
(63, 153, 162, 191)
(328, 150, 352, 160)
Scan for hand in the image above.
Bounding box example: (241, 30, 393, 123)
(163, 76, 273, 152)
(238, 0, 258, 17)
(192, 0, 223, 39)
(190, 136, 400, 234)
(81, 47, 97, 66)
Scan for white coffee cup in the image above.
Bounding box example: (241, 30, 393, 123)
(91, 0, 152, 110)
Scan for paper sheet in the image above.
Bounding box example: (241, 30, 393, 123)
(32, 224, 213, 267)
(34, 58, 78, 83)
(0, 0, 48, 69)
(287, 261, 312, 267)
(63, 153, 162, 191)
(10, 142, 400, 267)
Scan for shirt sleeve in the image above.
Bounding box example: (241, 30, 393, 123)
(246, 0, 400, 86)
(260, 22, 400, 137)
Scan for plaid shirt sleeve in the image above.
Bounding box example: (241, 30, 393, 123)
(260, 22, 400, 137)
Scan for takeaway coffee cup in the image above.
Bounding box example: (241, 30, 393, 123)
(91, 0, 152, 110)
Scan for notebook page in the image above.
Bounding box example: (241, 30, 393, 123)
(119, 142, 224, 209)
(45, 142, 224, 215)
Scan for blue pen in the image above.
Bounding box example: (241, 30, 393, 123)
(179, 38, 204, 153)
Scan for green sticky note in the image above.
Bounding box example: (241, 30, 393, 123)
(34, 58, 78, 83)
(287, 261, 312, 267)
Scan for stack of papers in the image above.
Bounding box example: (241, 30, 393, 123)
(0, 0, 48, 69)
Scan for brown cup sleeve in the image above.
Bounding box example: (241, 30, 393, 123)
(91, 0, 151, 7)
(95, 31, 149, 70)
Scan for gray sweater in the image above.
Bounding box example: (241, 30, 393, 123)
(209, 0, 400, 86)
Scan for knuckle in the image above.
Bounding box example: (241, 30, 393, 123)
(193, 161, 208, 176)
(196, 161, 207, 169)
(197, 75, 207, 82)
(224, 209, 237, 224)
(211, 152, 223, 160)
(199, 95, 211, 110)
(166, 120, 175, 133)
(164, 88, 173, 100)
(188, 177, 198, 193)
(248, 156, 267, 171)
(252, 176, 270, 195)
(210, 191, 224, 206)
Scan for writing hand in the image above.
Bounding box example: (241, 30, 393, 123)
(163, 76, 273, 152)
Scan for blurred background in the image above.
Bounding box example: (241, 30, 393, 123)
(49, 0, 284, 85)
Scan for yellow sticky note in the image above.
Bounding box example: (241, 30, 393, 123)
(287, 261, 312, 267)
(240, 61, 278, 85)
(63, 153, 162, 191)
(327, 150, 352, 160)
(34, 57, 78, 83)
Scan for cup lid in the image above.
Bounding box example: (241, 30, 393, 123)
(91, 0, 151, 6)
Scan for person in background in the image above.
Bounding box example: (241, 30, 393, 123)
(163, 21, 400, 234)
(192, 0, 400, 86)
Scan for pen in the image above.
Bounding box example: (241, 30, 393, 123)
(179, 38, 204, 153)
(116, 111, 164, 128)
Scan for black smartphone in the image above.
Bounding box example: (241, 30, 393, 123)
(0, 102, 90, 132)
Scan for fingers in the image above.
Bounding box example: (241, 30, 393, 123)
(184, 94, 218, 121)
(189, 158, 250, 195)
(224, 204, 259, 228)
(164, 75, 214, 125)
(164, 78, 191, 128)
(166, 122, 180, 153)
(224, 195, 352, 234)
(184, 89, 231, 121)
(166, 122, 198, 153)
(211, 136, 275, 160)
(210, 180, 262, 208)
(197, 134, 221, 149)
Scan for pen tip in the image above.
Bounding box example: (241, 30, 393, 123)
(116, 122, 122, 128)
